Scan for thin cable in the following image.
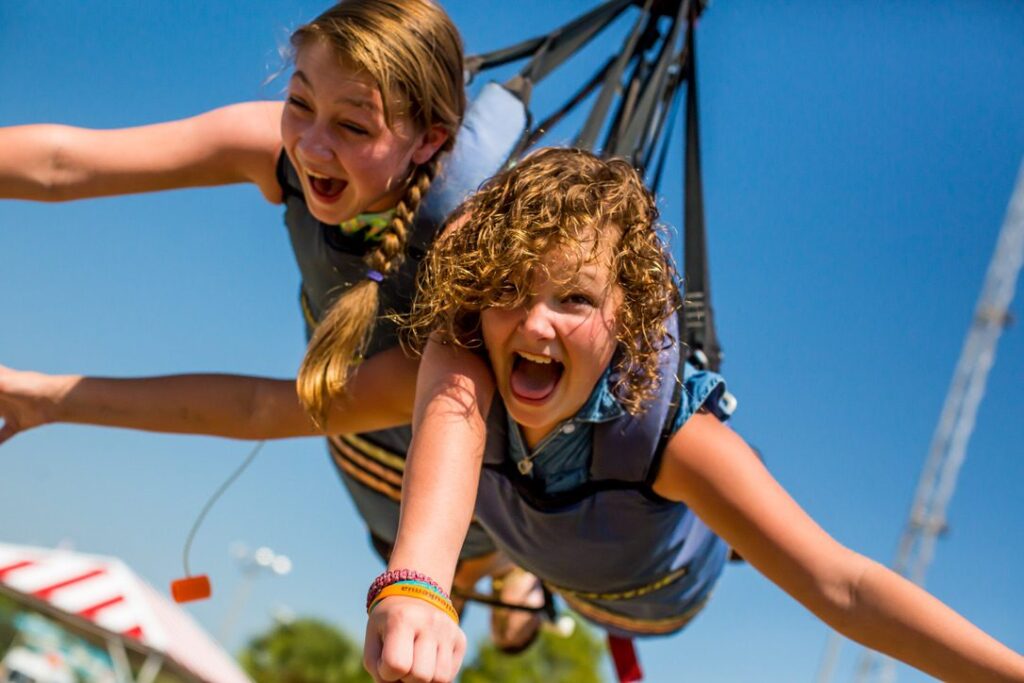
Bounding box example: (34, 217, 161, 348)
(182, 440, 265, 576)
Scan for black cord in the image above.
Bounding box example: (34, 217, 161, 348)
(181, 441, 265, 576)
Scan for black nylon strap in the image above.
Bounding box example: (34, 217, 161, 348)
(681, 6, 721, 371)
(611, 0, 690, 163)
(514, 0, 634, 96)
(576, 0, 657, 150)
(513, 56, 617, 159)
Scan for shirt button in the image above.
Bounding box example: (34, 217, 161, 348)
(562, 423, 576, 434)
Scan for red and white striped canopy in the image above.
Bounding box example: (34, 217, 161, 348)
(0, 542, 250, 683)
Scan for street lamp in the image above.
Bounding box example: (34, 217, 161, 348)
(218, 543, 292, 644)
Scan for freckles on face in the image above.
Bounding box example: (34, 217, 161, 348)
(279, 40, 427, 224)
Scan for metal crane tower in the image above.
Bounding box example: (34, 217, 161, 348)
(815, 156, 1024, 683)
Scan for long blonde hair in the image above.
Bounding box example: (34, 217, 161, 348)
(292, 0, 465, 426)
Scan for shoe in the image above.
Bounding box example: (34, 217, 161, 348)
(490, 567, 544, 655)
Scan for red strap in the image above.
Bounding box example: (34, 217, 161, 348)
(608, 634, 643, 682)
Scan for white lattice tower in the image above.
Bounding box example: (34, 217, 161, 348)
(815, 156, 1024, 683)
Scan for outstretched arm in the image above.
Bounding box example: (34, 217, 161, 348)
(0, 101, 284, 204)
(0, 346, 418, 445)
(655, 412, 1024, 682)
(364, 339, 493, 683)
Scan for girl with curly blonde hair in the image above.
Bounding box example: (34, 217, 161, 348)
(364, 147, 1024, 683)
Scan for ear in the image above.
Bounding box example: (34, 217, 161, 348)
(411, 124, 449, 165)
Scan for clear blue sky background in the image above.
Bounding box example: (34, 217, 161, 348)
(2, 2, 1023, 682)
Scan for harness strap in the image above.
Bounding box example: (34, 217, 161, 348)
(681, 4, 722, 371)
(610, 0, 689, 162)
(470, 0, 632, 98)
(608, 635, 644, 682)
(577, 0, 656, 150)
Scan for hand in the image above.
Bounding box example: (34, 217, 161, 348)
(364, 596, 467, 683)
(0, 364, 67, 445)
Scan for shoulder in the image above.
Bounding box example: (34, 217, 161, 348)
(669, 364, 732, 435)
(187, 101, 285, 203)
(646, 362, 739, 499)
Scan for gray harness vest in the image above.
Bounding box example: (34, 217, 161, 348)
(475, 314, 731, 636)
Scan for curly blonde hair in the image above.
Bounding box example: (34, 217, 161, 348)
(291, 0, 465, 426)
(406, 147, 681, 414)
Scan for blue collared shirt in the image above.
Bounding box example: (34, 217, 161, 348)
(506, 362, 731, 495)
(507, 366, 625, 494)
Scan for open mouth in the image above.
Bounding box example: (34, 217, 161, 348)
(510, 351, 564, 402)
(307, 171, 347, 203)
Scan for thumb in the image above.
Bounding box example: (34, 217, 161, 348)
(0, 418, 19, 447)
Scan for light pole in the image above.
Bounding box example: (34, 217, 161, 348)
(217, 543, 292, 645)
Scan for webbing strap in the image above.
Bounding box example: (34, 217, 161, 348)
(648, 70, 682, 191)
(576, 0, 656, 150)
(611, 0, 689, 162)
(608, 635, 644, 682)
(681, 5, 721, 371)
(467, 0, 632, 101)
(513, 56, 616, 159)
(512, 0, 633, 99)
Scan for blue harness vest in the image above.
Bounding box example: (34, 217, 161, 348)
(475, 314, 732, 637)
(274, 83, 529, 558)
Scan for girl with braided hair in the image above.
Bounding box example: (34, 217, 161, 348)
(0, 0, 541, 651)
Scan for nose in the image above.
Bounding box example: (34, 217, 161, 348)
(296, 124, 334, 164)
(519, 299, 556, 341)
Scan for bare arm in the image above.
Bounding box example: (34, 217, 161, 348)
(0, 347, 418, 444)
(0, 101, 284, 204)
(364, 340, 493, 683)
(391, 340, 493, 586)
(654, 412, 1024, 682)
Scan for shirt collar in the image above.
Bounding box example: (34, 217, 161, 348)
(574, 365, 626, 423)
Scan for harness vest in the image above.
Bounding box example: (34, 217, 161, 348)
(475, 314, 733, 637)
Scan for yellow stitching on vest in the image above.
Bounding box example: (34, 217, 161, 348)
(337, 433, 407, 472)
(326, 435, 490, 528)
(545, 565, 689, 601)
(557, 589, 709, 635)
(329, 437, 404, 487)
(300, 290, 318, 328)
(330, 445, 403, 502)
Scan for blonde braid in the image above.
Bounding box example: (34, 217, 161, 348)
(297, 157, 441, 427)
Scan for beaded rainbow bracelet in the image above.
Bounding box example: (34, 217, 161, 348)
(366, 568, 450, 610)
(367, 582, 460, 624)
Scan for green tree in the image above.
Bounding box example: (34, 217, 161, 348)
(238, 617, 371, 683)
(460, 616, 607, 683)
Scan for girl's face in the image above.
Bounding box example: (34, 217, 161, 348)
(281, 40, 447, 224)
(480, 231, 621, 447)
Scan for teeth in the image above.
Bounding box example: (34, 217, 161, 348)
(518, 351, 553, 364)
(307, 170, 331, 179)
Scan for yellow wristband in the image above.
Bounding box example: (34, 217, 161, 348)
(369, 582, 460, 624)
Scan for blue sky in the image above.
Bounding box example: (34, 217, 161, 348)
(2, 2, 1023, 682)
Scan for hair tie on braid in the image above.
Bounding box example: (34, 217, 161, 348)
(366, 269, 384, 283)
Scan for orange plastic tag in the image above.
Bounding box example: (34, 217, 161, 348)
(171, 575, 212, 603)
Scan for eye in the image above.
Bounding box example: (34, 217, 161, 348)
(286, 95, 312, 112)
(339, 121, 369, 136)
(562, 292, 595, 307)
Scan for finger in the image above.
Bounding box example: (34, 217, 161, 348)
(407, 632, 437, 683)
(433, 641, 454, 683)
(452, 629, 468, 677)
(0, 420, 19, 447)
(364, 624, 385, 683)
(377, 622, 414, 682)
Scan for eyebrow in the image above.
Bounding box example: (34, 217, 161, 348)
(291, 70, 380, 112)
